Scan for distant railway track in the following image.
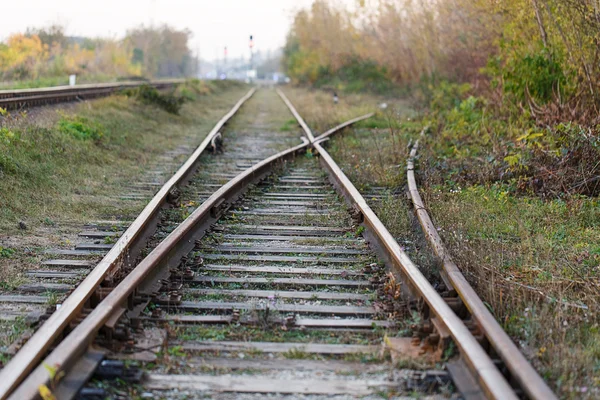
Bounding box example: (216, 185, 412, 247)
(0, 87, 555, 399)
(0, 79, 184, 109)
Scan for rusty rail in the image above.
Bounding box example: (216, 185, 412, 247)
(0, 79, 183, 109)
(407, 136, 557, 400)
(0, 88, 256, 399)
(276, 89, 518, 400)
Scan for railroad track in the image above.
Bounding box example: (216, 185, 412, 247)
(0, 87, 556, 399)
(0, 79, 183, 109)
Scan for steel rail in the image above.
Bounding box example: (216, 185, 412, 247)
(275, 88, 315, 142)
(0, 79, 183, 108)
(407, 138, 558, 400)
(0, 88, 256, 399)
(275, 89, 373, 145)
(276, 90, 517, 400)
(314, 112, 375, 142)
(9, 137, 312, 399)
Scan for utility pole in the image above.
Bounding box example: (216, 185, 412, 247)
(248, 34, 255, 83)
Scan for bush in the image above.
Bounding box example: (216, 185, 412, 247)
(125, 85, 186, 115)
(487, 45, 568, 104)
(313, 59, 395, 95)
(58, 115, 103, 142)
(0, 127, 16, 144)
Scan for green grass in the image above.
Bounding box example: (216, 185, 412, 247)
(174, 324, 379, 345)
(0, 318, 29, 366)
(279, 118, 297, 132)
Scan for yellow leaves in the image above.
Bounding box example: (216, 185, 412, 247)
(537, 346, 546, 357)
(0, 33, 48, 73)
(37, 362, 65, 400)
(516, 130, 544, 142)
(504, 154, 522, 171)
(63, 44, 94, 75)
(38, 385, 56, 400)
(0, 28, 146, 80)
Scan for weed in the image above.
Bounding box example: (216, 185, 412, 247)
(167, 346, 186, 357)
(0, 127, 16, 144)
(0, 247, 15, 258)
(42, 217, 55, 226)
(280, 118, 297, 132)
(355, 226, 365, 237)
(124, 85, 186, 115)
(58, 115, 103, 142)
(282, 348, 311, 359)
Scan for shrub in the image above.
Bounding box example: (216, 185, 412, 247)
(487, 45, 568, 104)
(58, 115, 103, 141)
(0, 127, 16, 144)
(314, 59, 395, 95)
(125, 84, 186, 115)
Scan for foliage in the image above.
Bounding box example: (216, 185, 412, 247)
(0, 247, 15, 258)
(124, 85, 186, 115)
(283, 0, 599, 113)
(0, 23, 194, 84)
(487, 45, 568, 104)
(315, 59, 393, 94)
(58, 115, 103, 142)
(421, 80, 600, 197)
(125, 25, 194, 78)
(283, 0, 498, 90)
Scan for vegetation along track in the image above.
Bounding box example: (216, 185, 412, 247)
(0, 79, 183, 109)
(406, 134, 557, 400)
(0, 87, 555, 399)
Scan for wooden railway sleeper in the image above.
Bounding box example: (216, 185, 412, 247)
(68, 309, 92, 330)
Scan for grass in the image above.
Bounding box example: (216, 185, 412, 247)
(173, 325, 379, 346)
(283, 87, 413, 135)
(0, 79, 247, 231)
(288, 86, 600, 398)
(0, 79, 248, 287)
(0, 318, 29, 366)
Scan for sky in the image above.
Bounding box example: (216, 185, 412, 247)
(1, 0, 320, 60)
